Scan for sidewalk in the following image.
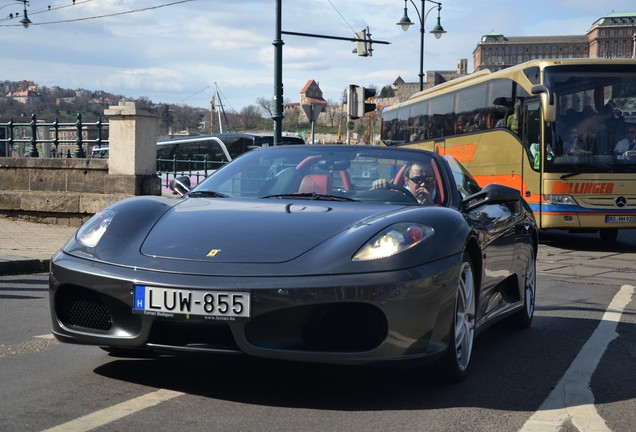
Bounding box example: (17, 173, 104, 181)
(0, 218, 78, 275)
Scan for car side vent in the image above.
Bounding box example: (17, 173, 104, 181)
(301, 303, 388, 352)
(57, 286, 112, 331)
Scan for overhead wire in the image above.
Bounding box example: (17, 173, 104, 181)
(1, 0, 196, 26)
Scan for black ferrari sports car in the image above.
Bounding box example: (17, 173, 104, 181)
(49, 145, 538, 381)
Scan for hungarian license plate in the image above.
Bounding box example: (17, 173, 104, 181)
(133, 285, 250, 320)
(605, 215, 636, 223)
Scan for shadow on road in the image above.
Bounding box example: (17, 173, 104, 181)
(93, 314, 636, 412)
(539, 229, 636, 253)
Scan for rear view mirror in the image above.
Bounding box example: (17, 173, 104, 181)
(531, 84, 556, 123)
(169, 176, 191, 196)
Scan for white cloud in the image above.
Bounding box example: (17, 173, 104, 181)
(1, 0, 634, 112)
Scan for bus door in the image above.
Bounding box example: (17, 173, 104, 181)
(520, 98, 542, 212)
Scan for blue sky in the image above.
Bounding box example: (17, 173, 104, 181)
(1, 0, 634, 112)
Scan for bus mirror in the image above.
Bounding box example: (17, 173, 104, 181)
(493, 96, 512, 107)
(531, 84, 556, 123)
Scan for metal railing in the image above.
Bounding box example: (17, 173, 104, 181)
(156, 156, 229, 190)
(0, 113, 108, 158)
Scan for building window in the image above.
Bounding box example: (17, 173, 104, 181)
(601, 30, 606, 36)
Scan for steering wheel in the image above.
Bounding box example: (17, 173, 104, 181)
(369, 183, 419, 203)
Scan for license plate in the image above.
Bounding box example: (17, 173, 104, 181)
(605, 215, 636, 223)
(133, 285, 250, 320)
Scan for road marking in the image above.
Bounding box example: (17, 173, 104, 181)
(34, 333, 55, 339)
(41, 389, 184, 432)
(519, 284, 634, 432)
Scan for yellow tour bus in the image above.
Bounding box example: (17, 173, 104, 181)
(381, 59, 636, 242)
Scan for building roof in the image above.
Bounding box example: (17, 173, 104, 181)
(480, 34, 588, 45)
(590, 12, 636, 28)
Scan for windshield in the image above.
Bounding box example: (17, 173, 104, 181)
(544, 64, 636, 173)
(190, 145, 449, 206)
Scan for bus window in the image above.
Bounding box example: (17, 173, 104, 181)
(489, 79, 515, 128)
(455, 83, 488, 134)
(429, 94, 453, 138)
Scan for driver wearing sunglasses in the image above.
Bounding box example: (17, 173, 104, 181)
(372, 162, 437, 205)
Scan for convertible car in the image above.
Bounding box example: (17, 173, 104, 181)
(49, 145, 538, 381)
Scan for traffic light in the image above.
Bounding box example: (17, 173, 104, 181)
(358, 86, 376, 116)
(347, 84, 376, 119)
(354, 26, 372, 57)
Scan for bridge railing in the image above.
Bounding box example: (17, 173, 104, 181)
(0, 113, 108, 158)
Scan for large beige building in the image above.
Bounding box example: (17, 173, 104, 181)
(473, 12, 636, 72)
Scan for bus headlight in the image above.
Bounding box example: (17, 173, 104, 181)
(544, 194, 578, 206)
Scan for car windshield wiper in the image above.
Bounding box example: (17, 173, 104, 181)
(260, 193, 357, 202)
(187, 190, 229, 198)
(560, 171, 584, 180)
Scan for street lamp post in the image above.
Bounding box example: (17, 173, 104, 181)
(18, 0, 31, 28)
(273, 0, 284, 146)
(396, 0, 446, 92)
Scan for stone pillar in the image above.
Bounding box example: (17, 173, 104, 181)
(103, 102, 161, 195)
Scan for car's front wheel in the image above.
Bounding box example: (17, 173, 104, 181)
(442, 253, 476, 382)
(512, 249, 536, 328)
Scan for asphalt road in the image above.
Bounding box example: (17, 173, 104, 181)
(0, 230, 634, 432)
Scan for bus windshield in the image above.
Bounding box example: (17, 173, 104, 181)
(545, 64, 636, 174)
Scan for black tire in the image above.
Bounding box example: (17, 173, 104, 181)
(441, 253, 476, 382)
(511, 249, 536, 328)
(599, 229, 618, 243)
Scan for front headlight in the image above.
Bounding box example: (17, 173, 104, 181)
(77, 209, 116, 247)
(544, 194, 578, 206)
(353, 223, 434, 261)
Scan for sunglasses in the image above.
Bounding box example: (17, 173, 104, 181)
(408, 175, 434, 185)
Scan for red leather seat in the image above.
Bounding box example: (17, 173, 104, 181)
(299, 174, 332, 194)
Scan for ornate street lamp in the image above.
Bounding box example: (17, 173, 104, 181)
(396, 0, 446, 91)
(18, 0, 31, 28)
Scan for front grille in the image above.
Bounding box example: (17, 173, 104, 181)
(301, 303, 387, 351)
(56, 286, 112, 331)
(245, 303, 388, 353)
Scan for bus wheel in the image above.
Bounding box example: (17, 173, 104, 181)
(599, 229, 618, 243)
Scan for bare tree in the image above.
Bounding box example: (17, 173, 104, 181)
(240, 105, 263, 129)
(256, 97, 274, 118)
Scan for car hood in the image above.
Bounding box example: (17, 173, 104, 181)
(140, 198, 392, 263)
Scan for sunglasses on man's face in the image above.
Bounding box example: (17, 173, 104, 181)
(408, 175, 434, 185)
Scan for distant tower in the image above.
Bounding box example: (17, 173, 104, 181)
(457, 58, 468, 75)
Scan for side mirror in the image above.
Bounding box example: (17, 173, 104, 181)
(463, 184, 521, 212)
(169, 176, 191, 197)
(531, 84, 556, 123)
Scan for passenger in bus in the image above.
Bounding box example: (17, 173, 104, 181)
(563, 128, 587, 156)
(614, 126, 636, 155)
(577, 103, 623, 155)
(467, 112, 486, 132)
(372, 162, 437, 205)
(506, 99, 522, 134)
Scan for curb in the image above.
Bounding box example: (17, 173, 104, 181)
(0, 259, 50, 276)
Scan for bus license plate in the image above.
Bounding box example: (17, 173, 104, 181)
(605, 215, 636, 223)
(133, 285, 250, 320)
